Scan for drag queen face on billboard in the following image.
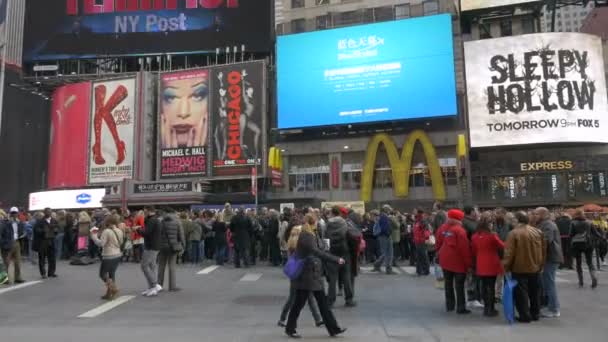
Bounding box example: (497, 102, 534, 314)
(160, 72, 209, 148)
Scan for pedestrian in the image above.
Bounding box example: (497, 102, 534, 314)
(139, 206, 163, 297)
(131, 211, 145, 263)
(158, 208, 185, 292)
(471, 212, 504, 317)
(372, 205, 395, 274)
(33, 208, 59, 279)
(90, 214, 124, 300)
(278, 224, 323, 329)
(55, 210, 67, 260)
(503, 211, 545, 323)
(462, 206, 482, 309)
(0, 207, 26, 284)
(555, 212, 573, 269)
(570, 209, 599, 288)
(230, 209, 253, 268)
(284, 220, 347, 338)
(436, 209, 472, 314)
(267, 210, 282, 266)
(181, 212, 201, 264)
(535, 207, 563, 318)
(413, 210, 432, 276)
(493, 208, 511, 303)
(212, 212, 228, 265)
(326, 207, 358, 307)
(389, 210, 401, 267)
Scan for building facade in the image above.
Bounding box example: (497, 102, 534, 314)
(540, 2, 595, 33)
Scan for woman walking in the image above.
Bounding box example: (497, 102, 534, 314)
(90, 214, 125, 300)
(471, 212, 505, 317)
(285, 215, 347, 338)
(570, 210, 600, 288)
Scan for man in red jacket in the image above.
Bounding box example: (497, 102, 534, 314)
(436, 209, 472, 314)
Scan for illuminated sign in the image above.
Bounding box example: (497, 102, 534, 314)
(29, 188, 106, 211)
(520, 161, 574, 172)
(360, 130, 446, 202)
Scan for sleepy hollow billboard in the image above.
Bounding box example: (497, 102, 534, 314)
(465, 33, 608, 148)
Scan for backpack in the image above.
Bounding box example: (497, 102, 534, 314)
(111, 228, 127, 253)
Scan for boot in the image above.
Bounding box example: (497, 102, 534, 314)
(101, 280, 111, 300)
(108, 280, 119, 300)
(577, 271, 584, 288)
(591, 271, 598, 289)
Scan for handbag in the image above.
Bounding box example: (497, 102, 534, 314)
(283, 254, 307, 281)
(425, 234, 436, 247)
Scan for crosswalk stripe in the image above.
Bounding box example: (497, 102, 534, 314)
(240, 273, 262, 282)
(0, 280, 43, 295)
(78, 295, 136, 318)
(400, 266, 418, 276)
(197, 265, 220, 275)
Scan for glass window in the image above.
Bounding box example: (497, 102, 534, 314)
(342, 171, 361, 190)
(289, 173, 329, 192)
(291, 0, 304, 9)
(500, 19, 512, 37)
(395, 4, 410, 19)
(373, 6, 394, 22)
(276, 23, 284, 35)
(423, 0, 439, 15)
(479, 22, 491, 39)
(522, 18, 535, 34)
(316, 15, 329, 30)
(291, 18, 306, 33)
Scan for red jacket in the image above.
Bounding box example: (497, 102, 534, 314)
(413, 221, 431, 245)
(435, 222, 472, 274)
(471, 231, 505, 276)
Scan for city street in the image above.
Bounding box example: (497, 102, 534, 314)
(1, 260, 607, 342)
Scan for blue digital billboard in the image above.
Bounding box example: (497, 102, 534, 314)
(276, 14, 457, 129)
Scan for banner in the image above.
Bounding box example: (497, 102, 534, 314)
(465, 33, 608, 148)
(159, 69, 209, 178)
(211, 61, 265, 176)
(48, 82, 92, 188)
(88, 78, 136, 183)
(134, 181, 193, 193)
(23, 0, 272, 61)
(29, 188, 105, 211)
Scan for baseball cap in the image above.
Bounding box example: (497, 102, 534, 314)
(9, 207, 19, 213)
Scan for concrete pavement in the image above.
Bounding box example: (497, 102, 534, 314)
(0, 260, 607, 342)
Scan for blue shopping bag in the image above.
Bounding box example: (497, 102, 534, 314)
(503, 274, 518, 324)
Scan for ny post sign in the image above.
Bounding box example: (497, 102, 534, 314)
(134, 181, 193, 193)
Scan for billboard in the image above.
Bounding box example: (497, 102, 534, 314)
(48, 82, 92, 188)
(276, 14, 457, 129)
(465, 33, 608, 148)
(211, 61, 265, 176)
(23, 0, 272, 61)
(88, 77, 136, 183)
(159, 69, 209, 179)
(461, 0, 540, 12)
(29, 188, 105, 211)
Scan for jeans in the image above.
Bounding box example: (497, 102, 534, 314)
(141, 249, 159, 289)
(374, 235, 393, 271)
(215, 244, 227, 265)
(512, 272, 541, 321)
(280, 283, 321, 323)
(415, 244, 430, 275)
(55, 233, 64, 260)
(542, 263, 560, 312)
(286, 289, 341, 336)
(190, 241, 201, 264)
(480, 276, 497, 314)
(444, 270, 467, 312)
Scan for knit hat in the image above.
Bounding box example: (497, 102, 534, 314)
(447, 209, 464, 221)
(339, 207, 349, 217)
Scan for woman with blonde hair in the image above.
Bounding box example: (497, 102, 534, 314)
(278, 224, 323, 330)
(90, 214, 125, 300)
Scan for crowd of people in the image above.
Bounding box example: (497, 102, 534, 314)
(1, 202, 607, 336)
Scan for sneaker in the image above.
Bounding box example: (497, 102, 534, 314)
(141, 288, 152, 296)
(468, 300, 484, 309)
(541, 310, 560, 318)
(145, 289, 158, 297)
(154, 284, 163, 292)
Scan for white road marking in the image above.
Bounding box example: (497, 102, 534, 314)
(400, 266, 418, 276)
(197, 265, 220, 275)
(392, 267, 402, 274)
(0, 280, 43, 295)
(555, 277, 569, 283)
(78, 295, 136, 318)
(240, 273, 262, 282)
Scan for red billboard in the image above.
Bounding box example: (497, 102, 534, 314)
(48, 82, 92, 188)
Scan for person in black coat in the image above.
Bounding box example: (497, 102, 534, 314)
(285, 227, 347, 339)
(212, 212, 228, 265)
(230, 209, 252, 268)
(570, 210, 602, 288)
(33, 208, 59, 278)
(268, 210, 282, 266)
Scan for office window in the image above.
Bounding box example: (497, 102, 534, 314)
(522, 18, 535, 34)
(423, 0, 439, 15)
(500, 19, 512, 37)
(291, 0, 304, 9)
(395, 4, 410, 19)
(291, 18, 306, 33)
(316, 15, 329, 30)
(374, 6, 394, 22)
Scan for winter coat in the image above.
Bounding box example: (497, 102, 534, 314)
(435, 221, 472, 274)
(0, 219, 25, 251)
(33, 217, 59, 252)
(389, 215, 401, 243)
(569, 217, 602, 249)
(462, 216, 477, 239)
(556, 216, 572, 237)
(212, 220, 228, 245)
(159, 213, 185, 253)
(326, 216, 350, 257)
(471, 231, 505, 276)
(413, 220, 431, 245)
(230, 213, 253, 247)
(293, 230, 340, 291)
(141, 215, 162, 251)
(503, 224, 546, 274)
(538, 219, 564, 264)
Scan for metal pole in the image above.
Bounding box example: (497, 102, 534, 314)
(255, 151, 259, 212)
(550, 0, 557, 32)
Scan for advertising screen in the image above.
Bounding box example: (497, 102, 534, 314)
(29, 188, 106, 211)
(159, 69, 209, 179)
(88, 77, 137, 183)
(465, 33, 608, 148)
(276, 14, 457, 129)
(211, 61, 265, 176)
(48, 82, 92, 188)
(461, 0, 540, 12)
(23, 0, 272, 61)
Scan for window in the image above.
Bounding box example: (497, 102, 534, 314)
(522, 18, 535, 34)
(337, 10, 361, 26)
(291, 18, 306, 33)
(315, 0, 329, 5)
(276, 23, 284, 35)
(423, 0, 439, 15)
(395, 4, 410, 19)
(373, 6, 394, 22)
(500, 19, 512, 36)
(289, 174, 330, 192)
(291, 0, 304, 9)
(479, 22, 491, 39)
(342, 171, 361, 190)
(316, 15, 329, 30)
(565, 13, 570, 18)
